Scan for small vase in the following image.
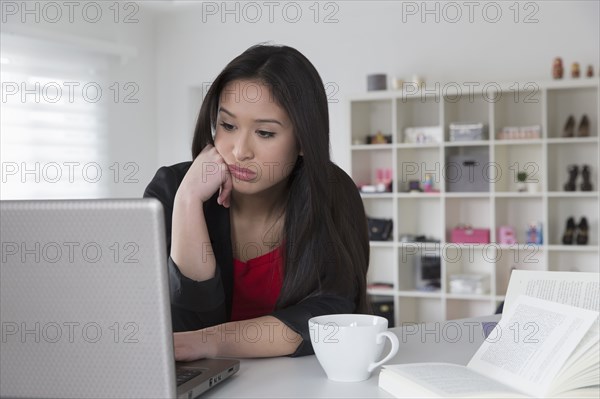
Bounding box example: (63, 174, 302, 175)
(527, 182, 538, 193)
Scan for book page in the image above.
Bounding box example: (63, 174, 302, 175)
(380, 363, 524, 398)
(467, 295, 598, 398)
(504, 270, 600, 359)
(504, 270, 599, 313)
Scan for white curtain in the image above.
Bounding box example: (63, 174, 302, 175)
(1, 33, 112, 199)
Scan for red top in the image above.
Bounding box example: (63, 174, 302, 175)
(230, 246, 283, 321)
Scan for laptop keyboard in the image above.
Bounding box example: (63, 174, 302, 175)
(176, 368, 203, 386)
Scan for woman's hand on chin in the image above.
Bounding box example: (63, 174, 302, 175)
(177, 144, 232, 208)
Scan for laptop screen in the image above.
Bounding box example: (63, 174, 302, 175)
(1, 199, 177, 398)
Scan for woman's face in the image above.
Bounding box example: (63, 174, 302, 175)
(214, 79, 301, 196)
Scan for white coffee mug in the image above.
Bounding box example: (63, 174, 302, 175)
(308, 314, 399, 382)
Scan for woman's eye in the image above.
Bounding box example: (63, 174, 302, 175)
(219, 122, 234, 131)
(257, 130, 275, 139)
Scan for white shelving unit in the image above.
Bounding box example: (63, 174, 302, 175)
(349, 79, 600, 325)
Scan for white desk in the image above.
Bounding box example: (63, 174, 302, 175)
(206, 315, 501, 398)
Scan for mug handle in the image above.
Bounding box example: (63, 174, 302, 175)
(367, 331, 399, 373)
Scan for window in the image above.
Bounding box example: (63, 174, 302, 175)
(1, 33, 112, 199)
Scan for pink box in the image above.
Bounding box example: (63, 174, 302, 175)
(451, 227, 490, 244)
(498, 226, 516, 245)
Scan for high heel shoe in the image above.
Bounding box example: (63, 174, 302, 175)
(581, 165, 593, 191)
(563, 115, 575, 137)
(562, 217, 576, 245)
(576, 217, 589, 245)
(577, 115, 590, 137)
(563, 165, 578, 191)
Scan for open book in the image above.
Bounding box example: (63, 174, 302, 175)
(379, 271, 600, 398)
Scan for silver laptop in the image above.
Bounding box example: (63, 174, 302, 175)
(0, 199, 239, 398)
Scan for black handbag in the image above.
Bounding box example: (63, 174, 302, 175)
(367, 217, 393, 241)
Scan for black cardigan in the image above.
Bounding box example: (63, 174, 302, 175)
(143, 161, 356, 357)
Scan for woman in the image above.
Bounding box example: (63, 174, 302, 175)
(144, 44, 370, 360)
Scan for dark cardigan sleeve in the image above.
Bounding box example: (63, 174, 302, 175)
(143, 163, 227, 332)
(271, 294, 356, 357)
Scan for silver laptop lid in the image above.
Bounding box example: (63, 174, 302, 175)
(1, 199, 176, 398)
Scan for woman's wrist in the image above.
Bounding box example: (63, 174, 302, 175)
(199, 327, 220, 358)
(174, 186, 208, 208)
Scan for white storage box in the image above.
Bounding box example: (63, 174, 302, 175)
(404, 126, 442, 143)
(497, 125, 541, 140)
(449, 123, 487, 141)
(449, 274, 490, 295)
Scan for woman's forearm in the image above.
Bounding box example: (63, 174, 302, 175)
(170, 192, 216, 281)
(174, 316, 302, 360)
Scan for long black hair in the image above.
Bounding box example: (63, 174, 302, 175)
(192, 44, 370, 314)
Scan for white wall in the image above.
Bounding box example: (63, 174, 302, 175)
(153, 0, 599, 171)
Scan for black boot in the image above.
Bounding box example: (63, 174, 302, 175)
(576, 217, 589, 245)
(563, 165, 578, 191)
(562, 217, 576, 245)
(580, 165, 593, 191)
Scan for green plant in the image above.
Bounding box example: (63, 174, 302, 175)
(517, 171, 528, 183)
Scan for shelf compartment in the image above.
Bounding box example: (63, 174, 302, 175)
(443, 93, 490, 142)
(494, 247, 545, 296)
(548, 197, 598, 246)
(397, 147, 441, 193)
(444, 146, 491, 193)
(442, 245, 496, 297)
(445, 197, 491, 240)
(397, 197, 442, 242)
(547, 251, 599, 273)
(396, 95, 440, 144)
(362, 196, 394, 220)
(493, 87, 542, 139)
(351, 148, 393, 189)
(546, 87, 598, 139)
(350, 99, 393, 145)
(446, 299, 494, 320)
(398, 246, 441, 292)
(367, 246, 396, 290)
(494, 197, 544, 243)
(397, 297, 444, 324)
(370, 294, 397, 327)
(364, 198, 394, 243)
(493, 143, 543, 192)
(546, 142, 598, 192)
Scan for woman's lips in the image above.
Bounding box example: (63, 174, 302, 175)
(228, 164, 257, 181)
